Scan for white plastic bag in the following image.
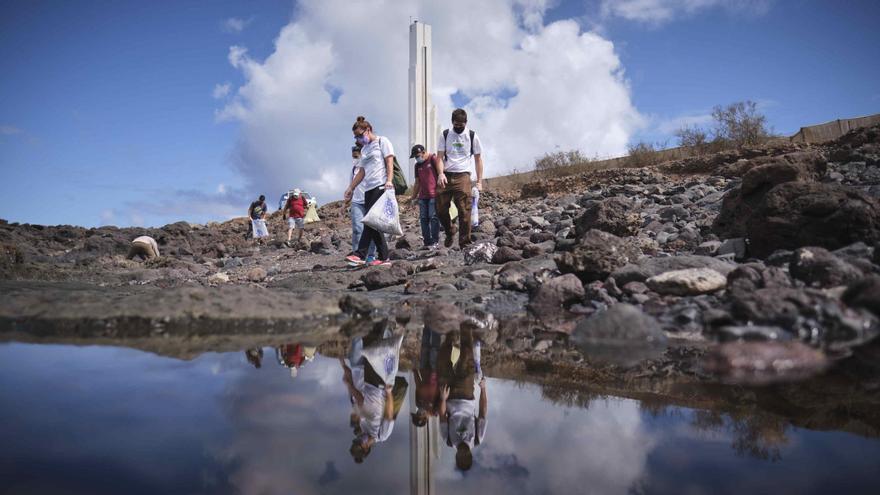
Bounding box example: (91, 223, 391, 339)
(251, 219, 269, 238)
(360, 334, 404, 385)
(363, 188, 403, 236)
(471, 186, 480, 227)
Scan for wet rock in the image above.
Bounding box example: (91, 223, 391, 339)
(247, 267, 267, 282)
(466, 269, 492, 281)
(338, 294, 377, 316)
(556, 229, 641, 283)
(522, 243, 548, 258)
(394, 233, 422, 250)
(463, 242, 498, 265)
(361, 264, 409, 290)
(646, 268, 727, 296)
(703, 341, 829, 385)
(529, 274, 585, 314)
(789, 247, 864, 288)
(423, 302, 465, 334)
(492, 246, 524, 264)
(492, 257, 556, 293)
(570, 304, 667, 367)
(748, 182, 880, 258)
(611, 255, 734, 285)
(843, 276, 880, 316)
(388, 248, 413, 260)
(575, 197, 641, 237)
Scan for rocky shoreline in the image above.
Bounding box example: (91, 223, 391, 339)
(2, 125, 880, 396)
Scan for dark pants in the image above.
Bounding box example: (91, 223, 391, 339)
(436, 172, 472, 247)
(418, 198, 440, 246)
(355, 186, 390, 261)
(437, 329, 476, 400)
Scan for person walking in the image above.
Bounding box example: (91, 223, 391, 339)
(436, 108, 484, 249)
(348, 146, 377, 262)
(409, 144, 441, 249)
(248, 195, 269, 242)
(343, 116, 394, 266)
(282, 188, 307, 247)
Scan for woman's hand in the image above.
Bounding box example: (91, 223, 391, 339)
(344, 188, 353, 202)
(384, 181, 394, 190)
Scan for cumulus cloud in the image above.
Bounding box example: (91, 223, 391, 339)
(600, 0, 773, 25)
(0, 124, 22, 135)
(222, 16, 253, 34)
(655, 112, 714, 135)
(216, 0, 642, 202)
(212, 82, 232, 99)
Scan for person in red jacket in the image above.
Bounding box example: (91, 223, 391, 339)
(282, 188, 307, 247)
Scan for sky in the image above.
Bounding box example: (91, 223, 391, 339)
(1, 0, 879, 228)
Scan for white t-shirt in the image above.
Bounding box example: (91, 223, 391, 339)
(351, 366, 394, 442)
(440, 397, 487, 448)
(438, 127, 483, 174)
(350, 160, 367, 204)
(356, 136, 395, 192)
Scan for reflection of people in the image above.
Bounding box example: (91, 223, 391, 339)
(276, 343, 316, 378)
(340, 322, 401, 463)
(411, 326, 443, 427)
(438, 328, 487, 471)
(244, 348, 263, 369)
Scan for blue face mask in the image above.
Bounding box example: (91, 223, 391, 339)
(355, 134, 370, 146)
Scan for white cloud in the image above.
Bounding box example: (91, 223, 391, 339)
(217, 183, 227, 194)
(0, 124, 22, 135)
(600, 0, 773, 25)
(212, 82, 231, 99)
(222, 16, 253, 34)
(99, 209, 115, 225)
(215, 0, 643, 202)
(655, 112, 713, 134)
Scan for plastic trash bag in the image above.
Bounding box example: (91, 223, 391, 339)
(251, 219, 269, 238)
(363, 188, 403, 236)
(360, 334, 405, 385)
(463, 241, 498, 265)
(471, 186, 480, 227)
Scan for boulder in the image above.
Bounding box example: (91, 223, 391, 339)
(556, 229, 641, 283)
(789, 247, 864, 288)
(748, 182, 880, 257)
(611, 255, 734, 286)
(492, 246, 524, 264)
(361, 264, 409, 290)
(703, 341, 829, 385)
(247, 267, 267, 282)
(575, 197, 640, 238)
(843, 276, 880, 317)
(646, 268, 727, 296)
(713, 151, 827, 237)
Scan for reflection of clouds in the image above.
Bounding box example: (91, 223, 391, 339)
(435, 379, 657, 495)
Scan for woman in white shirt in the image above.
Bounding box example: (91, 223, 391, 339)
(344, 116, 394, 266)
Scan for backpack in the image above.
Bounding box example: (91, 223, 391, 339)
(377, 137, 408, 196)
(442, 129, 476, 158)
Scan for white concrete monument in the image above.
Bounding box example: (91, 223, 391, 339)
(408, 21, 440, 184)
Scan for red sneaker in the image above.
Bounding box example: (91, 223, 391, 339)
(345, 254, 365, 265)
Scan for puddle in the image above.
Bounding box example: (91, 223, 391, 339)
(1, 343, 879, 494)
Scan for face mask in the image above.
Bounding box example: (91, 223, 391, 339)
(355, 134, 370, 146)
(415, 157, 425, 164)
(453, 125, 465, 134)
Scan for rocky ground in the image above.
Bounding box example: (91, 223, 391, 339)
(2, 125, 880, 430)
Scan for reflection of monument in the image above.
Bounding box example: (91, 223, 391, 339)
(408, 370, 439, 495)
(408, 21, 440, 185)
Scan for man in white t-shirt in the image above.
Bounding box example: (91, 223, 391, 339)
(436, 108, 484, 249)
(438, 328, 487, 471)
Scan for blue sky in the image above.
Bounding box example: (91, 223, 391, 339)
(1, 0, 878, 228)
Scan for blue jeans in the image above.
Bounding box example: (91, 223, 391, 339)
(418, 198, 440, 246)
(350, 202, 376, 258)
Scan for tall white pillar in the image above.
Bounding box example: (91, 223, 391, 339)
(408, 21, 439, 184)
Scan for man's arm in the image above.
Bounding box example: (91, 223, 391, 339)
(474, 154, 484, 191)
(439, 384, 450, 421)
(436, 152, 447, 188)
(410, 178, 420, 202)
(478, 377, 487, 419)
(383, 385, 394, 420)
(340, 358, 365, 406)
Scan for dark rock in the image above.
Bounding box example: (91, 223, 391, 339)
(703, 341, 829, 385)
(492, 246, 524, 264)
(529, 274, 585, 314)
(748, 182, 880, 258)
(843, 276, 880, 316)
(394, 233, 422, 250)
(492, 257, 556, 293)
(522, 243, 547, 258)
(575, 197, 640, 238)
(388, 248, 413, 260)
(338, 294, 376, 316)
(789, 247, 864, 288)
(361, 264, 409, 290)
(476, 220, 496, 237)
(556, 229, 641, 283)
(713, 151, 827, 237)
(726, 263, 792, 295)
(570, 304, 667, 367)
(246, 267, 267, 282)
(423, 302, 464, 334)
(611, 255, 734, 285)
(530, 232, 556, 244)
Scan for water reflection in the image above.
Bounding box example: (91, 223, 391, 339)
(1, 342, 879, 495)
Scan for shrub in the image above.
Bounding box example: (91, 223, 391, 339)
(626, 141, 666, 167)
(676, 125, 711, 155)
(534, 150, 592, 177)
(711, 100, 770, 148)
